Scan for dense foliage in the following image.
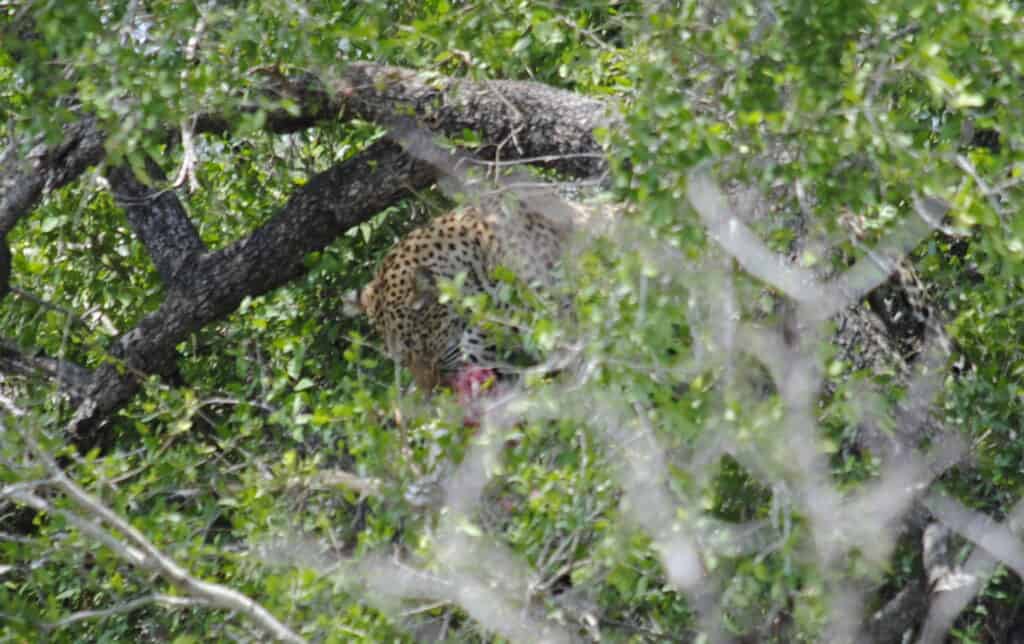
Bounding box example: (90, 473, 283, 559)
(2, 1, 1023, 642)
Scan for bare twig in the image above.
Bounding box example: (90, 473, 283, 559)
(170, 117, 201, 193)
(44, 593, 204, 631)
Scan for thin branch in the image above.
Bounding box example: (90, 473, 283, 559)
(0, 395, 304, 642)
(222, 467, 381, 499)
(10, 287, 92, 327)
(5, 426, 307, 643)
(305, 469, 381, 498)
(0, 338, 93, 400)
(170, 118, 201, 193)
(924, 494, 1024, 581)
(44, 593, 205, 631)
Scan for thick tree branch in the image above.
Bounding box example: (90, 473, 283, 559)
(193, 64, 610, 176)
(69, 139, 438, 437)
(106, 159, 207, 287)
(0, 76, 341, 243)
(0, 339, 93, 402)
(0, 63, 607, 247)
(864, 577, 930, 643)
(0, 239, 9, 298)
(0, 116, 106, 235)
(334, 63, 609, 176)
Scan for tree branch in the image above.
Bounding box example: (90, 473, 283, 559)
(106, 159, 207, 288)
(69, 138, 437, 438)
(0, 339, 93, 402)
(0, 63, 607, 256)
(0, 400, 307, 644)
(0, 116, 106, 235)
(194, 68, 341, 137)
(192, 63, 610, 176)
(43, 593, 204, 632)
(863, 577, 930, 643)
(334, 63, 609, 176)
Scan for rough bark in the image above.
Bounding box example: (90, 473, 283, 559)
(0, 117, 107, 237)
(69, 139, 438, 437)
(334, 63, 609, 177)
(106, 160, 208, 287)
(864, 577, 930, 643)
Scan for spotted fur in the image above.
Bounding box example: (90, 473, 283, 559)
(360, 204, 566, 390)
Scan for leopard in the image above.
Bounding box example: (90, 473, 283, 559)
(358, 203, 567, 392)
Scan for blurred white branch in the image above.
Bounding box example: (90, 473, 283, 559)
(917, 496, 1024, 644)
(687, 166, 940, 320)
